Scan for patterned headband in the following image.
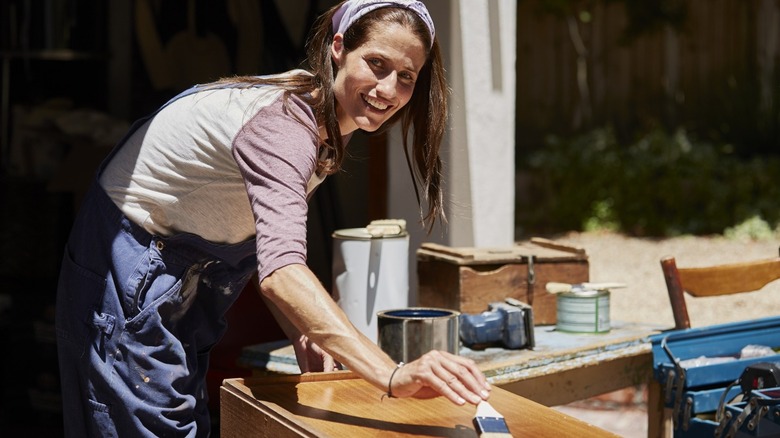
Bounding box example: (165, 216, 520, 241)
(331, 0, 435, 48)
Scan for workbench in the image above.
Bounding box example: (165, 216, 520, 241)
(238, 321, 668, 437)
(220, 372, 620, 437)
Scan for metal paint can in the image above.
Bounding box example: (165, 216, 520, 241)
(332, 227, 409, 344)
(556, 289, 611, 333)
(376, 308, 460, 363)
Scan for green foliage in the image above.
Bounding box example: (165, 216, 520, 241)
(583, 199, 620, 232)
(518, 127, 780, 237)
(724, 216, 780, 242)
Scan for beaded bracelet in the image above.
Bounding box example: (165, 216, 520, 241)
(386, 362, 405, 399)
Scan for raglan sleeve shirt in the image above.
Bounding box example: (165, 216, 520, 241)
(232, 95, 321, 284)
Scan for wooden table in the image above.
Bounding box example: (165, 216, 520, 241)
(239, 321, 670, 437)
(221, 372, 620, 437)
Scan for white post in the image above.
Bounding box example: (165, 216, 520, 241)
(388, 0, 517, 302)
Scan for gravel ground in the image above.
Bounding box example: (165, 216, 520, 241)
(546, 231, 780, 327)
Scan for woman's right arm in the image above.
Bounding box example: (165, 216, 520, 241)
(259, 263, 491, 405)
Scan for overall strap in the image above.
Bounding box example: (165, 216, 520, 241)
(96, 77, 280, 176)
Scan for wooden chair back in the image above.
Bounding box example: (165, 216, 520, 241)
(660, 253, 780, 329)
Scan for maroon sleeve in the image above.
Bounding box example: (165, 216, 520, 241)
(232, 94, 319, 283)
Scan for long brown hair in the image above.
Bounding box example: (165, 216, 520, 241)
(219, 1, 448, 229)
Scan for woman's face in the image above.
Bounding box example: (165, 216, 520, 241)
(331, 22, 427, 135)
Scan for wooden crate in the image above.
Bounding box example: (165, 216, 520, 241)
(417, 237, 589, 325)
(220, 372, 617, 437)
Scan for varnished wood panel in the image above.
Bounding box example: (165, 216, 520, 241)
(221, 372, 619, 437)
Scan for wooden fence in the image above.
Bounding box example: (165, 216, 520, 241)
(515, 0, 780, 152)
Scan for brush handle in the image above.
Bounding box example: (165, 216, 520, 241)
(546, 281, 627, 294)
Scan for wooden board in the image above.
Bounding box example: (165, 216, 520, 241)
(417, 239, 587, 265)
(220, 372, 619, 437)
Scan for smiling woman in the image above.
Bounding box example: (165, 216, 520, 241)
(54, 1, 486, 437)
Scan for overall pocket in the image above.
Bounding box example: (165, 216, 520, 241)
(123, 240, 185, 323)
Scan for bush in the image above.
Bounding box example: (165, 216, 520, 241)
(724, 216, 780, 241)
(517, 127, 780, 237)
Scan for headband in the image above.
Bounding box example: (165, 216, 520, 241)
(331, 0, 435, 48)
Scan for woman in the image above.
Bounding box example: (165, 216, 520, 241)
(55, 1, 490, 436)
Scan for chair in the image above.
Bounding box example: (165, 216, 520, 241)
(660, 252, 780, 329)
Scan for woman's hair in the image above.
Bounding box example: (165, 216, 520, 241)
(219, 1, 448, 230)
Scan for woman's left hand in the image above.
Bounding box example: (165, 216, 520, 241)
(292, 334, 342, 372)
(388, 350, 490, 405)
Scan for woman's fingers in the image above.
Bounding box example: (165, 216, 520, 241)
(433, 358, 488, 404)
(291, 335, 313, 372)
(321, 352, 342, 371)
(292, 335, 341, 372)
(432, 351, 491, 392)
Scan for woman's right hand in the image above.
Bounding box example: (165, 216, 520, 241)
(291, 334, 341, 373)
(388, 350, 491, 405)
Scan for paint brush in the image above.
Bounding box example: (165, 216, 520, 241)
(473, 401, 513, 437)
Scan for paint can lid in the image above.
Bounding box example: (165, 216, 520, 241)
(559, 289, 610, 298)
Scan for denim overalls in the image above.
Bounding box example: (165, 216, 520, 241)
(56, 84, 258, 437)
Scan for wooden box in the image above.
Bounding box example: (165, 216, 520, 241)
(417, 237, 589, 325)
(220, 372, 616, 437)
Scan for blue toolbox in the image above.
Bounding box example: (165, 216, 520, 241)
(650, 316, 780, 437)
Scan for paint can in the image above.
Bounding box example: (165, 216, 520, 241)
(332, 224, 409, 344)
(376, 308, 460, 363)
(556, 289, 611, 333)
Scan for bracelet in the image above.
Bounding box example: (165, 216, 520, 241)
(386, 362, 405, 399)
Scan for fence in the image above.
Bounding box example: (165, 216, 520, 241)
(515, 0, 780, 153)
